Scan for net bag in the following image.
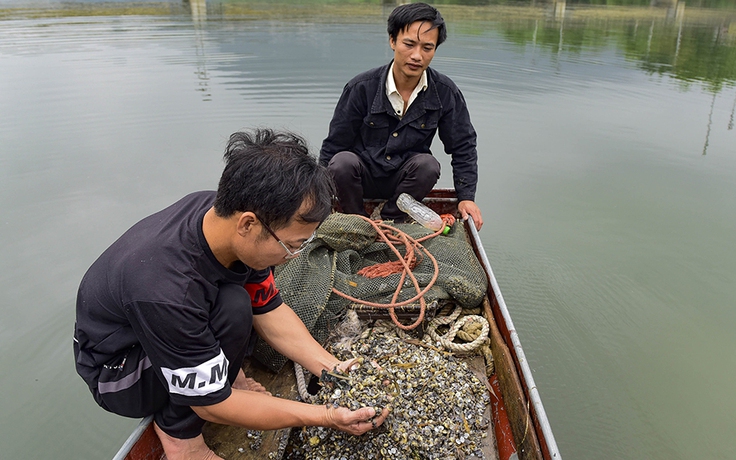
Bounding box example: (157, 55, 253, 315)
(251, 213, 488, 372)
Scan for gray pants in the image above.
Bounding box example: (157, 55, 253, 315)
(327, 151, 441, 221)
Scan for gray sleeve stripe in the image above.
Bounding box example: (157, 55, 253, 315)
(98, 356, 152, 394)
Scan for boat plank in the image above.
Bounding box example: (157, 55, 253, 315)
(121, 420, 163, 460)
(483, 296, 543, 460)
(466, 355, 500, 460)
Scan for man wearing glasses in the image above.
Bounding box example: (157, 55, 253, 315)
(73, 129, 387, 460)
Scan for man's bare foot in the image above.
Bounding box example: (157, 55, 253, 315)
(232, 370, 270, 394)
(154, 422, 223, 460)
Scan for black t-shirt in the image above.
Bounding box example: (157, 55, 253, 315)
(74, 191, 282, 406)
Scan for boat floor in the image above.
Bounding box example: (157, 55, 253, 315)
(201, 357, 295, 459)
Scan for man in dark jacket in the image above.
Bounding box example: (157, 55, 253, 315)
(320, 2, 483, 229)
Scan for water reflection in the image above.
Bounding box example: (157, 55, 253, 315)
(3, 1, 733, 93)
(484, 2, 736, 91)
(188, 0, 211, 101)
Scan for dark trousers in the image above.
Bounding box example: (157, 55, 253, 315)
(327, 151, 441, 221)
(78, 284, 255, 439)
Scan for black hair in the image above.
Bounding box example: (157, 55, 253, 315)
(387, 2, 447, 47)
(214, 128, 335, 230)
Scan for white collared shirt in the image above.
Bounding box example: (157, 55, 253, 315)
(386, 62, 428, 119)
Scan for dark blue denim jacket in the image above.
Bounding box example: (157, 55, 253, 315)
(319, 63, 478, 202)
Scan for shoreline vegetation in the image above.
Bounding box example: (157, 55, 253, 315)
(2, 1, 736, 22)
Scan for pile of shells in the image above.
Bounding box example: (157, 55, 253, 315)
(284, 327, 492, 459)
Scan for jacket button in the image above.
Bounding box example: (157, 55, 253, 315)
(386, 155, 391, 160)
(392, 132, 398, 137)
(421, 123, 426, 128)
(369, 122, 374, 126)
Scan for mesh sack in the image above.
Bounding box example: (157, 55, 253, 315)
(251, 212, 488, 372)
(350, 222, 487, 307)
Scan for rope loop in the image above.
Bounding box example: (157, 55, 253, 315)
(426, 306, 490, 353)
(294, 361, 317, 403)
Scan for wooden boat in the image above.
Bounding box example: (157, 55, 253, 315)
(113, 189, 561, 460)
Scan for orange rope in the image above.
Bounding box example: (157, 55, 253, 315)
(331, 214, 455, 330)
(356, 229, 421, 278)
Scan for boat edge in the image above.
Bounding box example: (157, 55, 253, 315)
(466, 216, 561, 459)
(112, 415, 153, 460)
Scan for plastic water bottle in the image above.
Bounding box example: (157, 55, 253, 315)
(396, 193, 450, 234)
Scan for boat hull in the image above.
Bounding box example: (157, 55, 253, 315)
(113, 189, 560, 460)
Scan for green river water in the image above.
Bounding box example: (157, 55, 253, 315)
(1, 1, 734, 458)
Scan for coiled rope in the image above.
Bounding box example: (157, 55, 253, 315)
(330, 214, 455, 331)
(426, 305, 489, 353)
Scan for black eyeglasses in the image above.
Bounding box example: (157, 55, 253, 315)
(256, 216, 317, 260)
